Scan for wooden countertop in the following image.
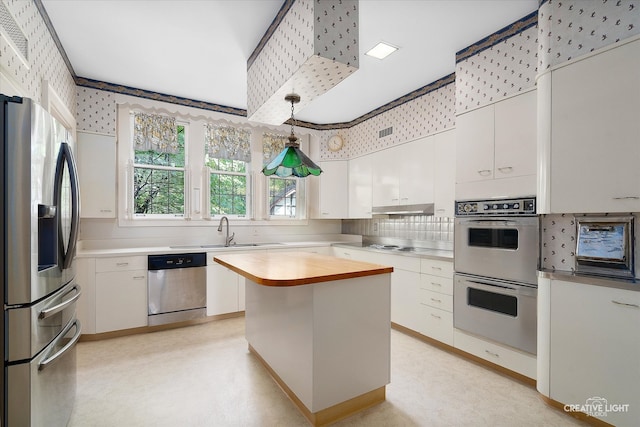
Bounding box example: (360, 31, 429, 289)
(213, 252, 393, 287)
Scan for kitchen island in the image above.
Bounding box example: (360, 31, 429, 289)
(213, 252, 393, 426)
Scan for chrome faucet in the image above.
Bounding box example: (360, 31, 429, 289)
(217, 216, 235, 247)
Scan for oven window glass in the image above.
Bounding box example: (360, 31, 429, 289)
(468, 228, 518, 250)
(468, 287, 517, 317)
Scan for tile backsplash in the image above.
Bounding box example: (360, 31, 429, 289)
(342, 216, 454, 243)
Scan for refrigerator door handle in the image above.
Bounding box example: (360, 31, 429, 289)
(38, 319, 81, 371)
(54, 142, 80, 270)
(38, 285, 82, 319)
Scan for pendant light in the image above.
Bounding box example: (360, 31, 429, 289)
(262, 94, 322, 177)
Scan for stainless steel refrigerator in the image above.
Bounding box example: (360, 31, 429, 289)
(1, 95, 81, 426)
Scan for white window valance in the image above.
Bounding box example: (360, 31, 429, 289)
(133, 111, 178, 153)
(262, 132, 288, 162)
(205, 124, 251, 163)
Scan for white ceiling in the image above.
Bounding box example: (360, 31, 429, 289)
(41, 0, 538, 125)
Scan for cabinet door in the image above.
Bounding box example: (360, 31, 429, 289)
(390, 269, 421, 331)
(371, 149, 400, 206)
(550, 39, 640, 213)
(398, 137, 434, 205)
(455, 105, 494, 184)
(348, 155, 372, 218)
(206, 263, 239, 315)
(95, 270, 147, 333)
(314, 160, 348, 218)
(433, 129, 456, 217)
(77, 131, 116, 218)
(494, 90, 536, 179)
(549, 280, 640, 426)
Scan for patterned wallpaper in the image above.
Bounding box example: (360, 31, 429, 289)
(456, 25, 538, 113)
(77, 87, 116, 134)
(0, 0, 75, 113)
(246, 0, 358, 125)
(540, 214, 577, 272)
(320, 80, 455, 160)
(538, 0, 640, 71)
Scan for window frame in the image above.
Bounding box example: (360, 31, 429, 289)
(130, 115, 189, 220)
(206, 158, 251, 220)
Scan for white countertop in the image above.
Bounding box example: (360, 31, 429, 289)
(76, 241, 334, 258)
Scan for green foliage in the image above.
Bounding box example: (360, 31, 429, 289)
(134, 126, 186, 215)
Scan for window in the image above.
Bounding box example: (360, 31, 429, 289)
(205, 124, 251, 217)
(132, 112, 186, 217)
(268, 178, 297, 216)
(263, 132, 303, 218)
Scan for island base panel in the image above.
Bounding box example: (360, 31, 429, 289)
(245, 274, 391, 416)
(249, 344, 385, 426)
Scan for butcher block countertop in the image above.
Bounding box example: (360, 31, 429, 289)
(213, 251, 393, 287)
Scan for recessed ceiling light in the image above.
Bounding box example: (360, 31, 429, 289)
(365, 42, 399, 60)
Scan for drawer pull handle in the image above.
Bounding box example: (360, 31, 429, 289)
(477, 169, 491, 176)
(485, 350, 500, 358)
(431, 266, 442, 271)
(612, 300, 640, 308)
(116, 262, 129, 267)
(430, 282, 442, 286)
(133, 276, 146, 280)
(430, 298, 442, 303)
(430, 313, 441, 319)
(497, 166, 513, 173)
(612, 196, 640, 200)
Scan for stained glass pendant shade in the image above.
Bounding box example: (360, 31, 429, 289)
(262, 94, 322, 177)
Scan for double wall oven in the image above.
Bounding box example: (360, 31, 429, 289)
(454, 197, 538, 355)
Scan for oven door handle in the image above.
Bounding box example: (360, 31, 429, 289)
(464, 279, 537, 297)
(462, 219, 519, 227)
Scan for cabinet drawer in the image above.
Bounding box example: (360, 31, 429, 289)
(420, 289, 453, 312)
(386, 253, 421, 273)
(454, 329, 536, 379)
(419, 274, 453, 295)
(419, 305, 453, 346)
(420, 258, 453, 278)
(96, 256, 147, 272)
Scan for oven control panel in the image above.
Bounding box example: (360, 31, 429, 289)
(455, 197, 536, 216)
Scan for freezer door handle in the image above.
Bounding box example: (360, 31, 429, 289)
(39, 285, 82, 319)
(38, 319, 81, 371)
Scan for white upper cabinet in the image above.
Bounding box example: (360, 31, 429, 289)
(494, 90, 537, 178)
(77, 131, 117, 218)
(455, 106, 494, 185)
(455, 90, 536, 200)
(544, 38, 640, 213)
(348, 155, 372, 218)
(310, 160, 348, 219)
(371, 137, 435, 207)
(433, 129, 456, 217)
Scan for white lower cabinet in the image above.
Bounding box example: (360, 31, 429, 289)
(206, 263, 240, 316)
(94, 256, 148, 333)
(453, 328, 537, 379)
(390, 269, 421, 331)
(207, 249, 274, 315)
(548, 280, 640, 426)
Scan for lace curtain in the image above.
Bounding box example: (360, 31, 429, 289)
(262, 132, 288, 162)
(133, 112, 178, 153)
(204, 124, 251, 163)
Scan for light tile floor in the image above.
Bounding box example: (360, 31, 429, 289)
(69, 317, 587, 426)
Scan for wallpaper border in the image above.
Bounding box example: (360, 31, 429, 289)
(455, 10, 538, 63)
(246, 0, 295, 69)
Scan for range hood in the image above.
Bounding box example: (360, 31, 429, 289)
(372, 203, 435, 216)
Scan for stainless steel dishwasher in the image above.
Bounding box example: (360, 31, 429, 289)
(147, 252, 207, 326)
